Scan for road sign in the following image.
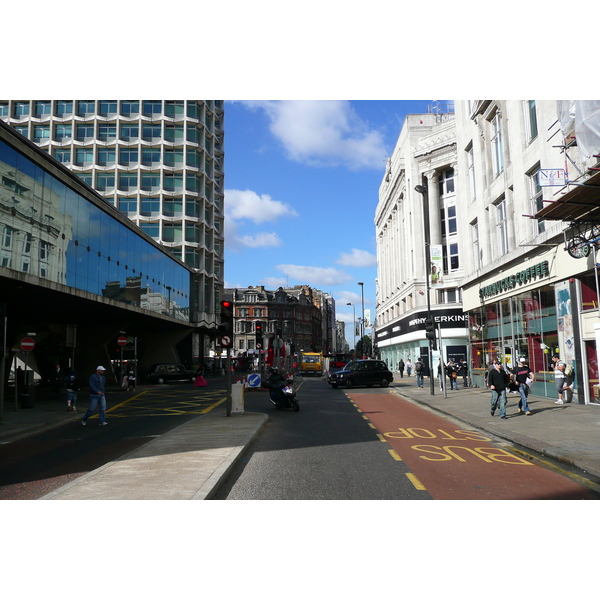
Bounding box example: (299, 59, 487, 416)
(221, 335, 232, 348)
(20, 337, 35, 352)
(117, 336, 127, 346)
(247, 373, 261, 388)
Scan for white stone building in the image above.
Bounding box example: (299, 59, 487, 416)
(375, 108, 468, 375)
(455, 100, 600, 404)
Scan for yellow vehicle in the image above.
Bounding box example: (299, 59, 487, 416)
(299, 352, 323, 377)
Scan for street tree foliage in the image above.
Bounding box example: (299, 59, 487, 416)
(355, 335, 372, 357)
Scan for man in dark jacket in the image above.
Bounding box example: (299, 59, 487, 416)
(512, 357, 533, 415)
(488, 361, 509, 419)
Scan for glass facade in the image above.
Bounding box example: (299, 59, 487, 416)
(0, 137, 192, 322)
(466, 282, 598, 403)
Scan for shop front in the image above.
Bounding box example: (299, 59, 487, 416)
(462, 246, 600, 405)
(376, 307, 468, 376)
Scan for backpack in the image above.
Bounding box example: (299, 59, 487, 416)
(415, 362, 423, 372)
(565, 364, 573, 377)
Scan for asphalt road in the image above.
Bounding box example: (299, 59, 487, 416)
(214, 378, 432, 500)
(214, 377, 600, 500)
(0, 380, 227, 500)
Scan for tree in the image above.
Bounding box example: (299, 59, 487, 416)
(355, 335, 372, 358)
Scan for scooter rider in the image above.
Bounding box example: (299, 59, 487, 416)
(264, 366, 287, 407)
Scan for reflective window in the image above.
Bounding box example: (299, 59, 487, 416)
(119, 147, 138, 165)
(98, 124, 117, 141)
(99, 100, 117, 116)
(0, 137, 191, 321)
(14, 102, 30, 117)
(77, 100, 95, 116)
(56, 101, 73, 117)
(55, 124, 72, 141)
(53, 148, 71, 163)
(120, 123, 139, 141)
(33, 125, 50, 141)
(143, 100, 162, 116)
(121, 100, 139, 116)
(35, 101, 52, 116)
(97, 148, 116, 166)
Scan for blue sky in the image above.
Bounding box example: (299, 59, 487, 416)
(223, 100, 434, 347)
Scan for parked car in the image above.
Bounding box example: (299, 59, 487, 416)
(328, 359, 393, 389)
(146, 363, 196, 384)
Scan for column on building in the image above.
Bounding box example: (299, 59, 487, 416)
(426, 170, 442, 246)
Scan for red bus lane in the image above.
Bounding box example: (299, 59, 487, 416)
(348, 391, 597, 500)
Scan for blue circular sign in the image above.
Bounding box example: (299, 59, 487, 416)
(247, 373, 261, 388)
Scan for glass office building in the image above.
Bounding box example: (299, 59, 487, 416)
(0, 125, 192, 319)
(0, 100, 224, 330)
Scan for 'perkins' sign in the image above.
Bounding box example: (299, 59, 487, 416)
(479, 260, 550, 300)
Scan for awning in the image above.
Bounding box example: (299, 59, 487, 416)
(535, 170, 600, 223)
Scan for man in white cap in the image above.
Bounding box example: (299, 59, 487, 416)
(82, 366, 108, 426)
(512, 357, 534, 415)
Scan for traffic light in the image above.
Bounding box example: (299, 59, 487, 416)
(425, 316, 437, 351)
(255, 322, 264, 349)
(219, 300, 234, 344)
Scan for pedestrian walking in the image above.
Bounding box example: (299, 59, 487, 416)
(64, 369, 81, 412)
(406, 359, 412, 377)
(414, 358, 424, 388)
(512, 357, 534, 415)
(82, 366, 108, 426)
(398, 359, 405, 378)
(126, 368, 136, 391)
(458, 359, 468, 387)
(554, 361, 568, 404)
(446, 360, 459, 390)
(488, 360, 509, 419)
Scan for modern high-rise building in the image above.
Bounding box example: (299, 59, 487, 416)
(0, 99, 224, 357)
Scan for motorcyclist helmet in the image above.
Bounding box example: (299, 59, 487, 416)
(269, 366, 279, 373)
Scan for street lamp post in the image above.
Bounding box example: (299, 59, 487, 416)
(358, 282, 365, 357)
(415, 184, 435, 396)
(346, 302, 356, 353)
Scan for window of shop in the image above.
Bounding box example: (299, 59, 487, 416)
(469, 286, 559, 397)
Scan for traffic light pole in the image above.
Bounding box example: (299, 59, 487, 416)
(225, 351, 232, 417)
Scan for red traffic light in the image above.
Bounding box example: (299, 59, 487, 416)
(256, 324, 262, 332)
(220, 300, 232, 309)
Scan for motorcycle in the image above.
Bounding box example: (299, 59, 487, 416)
(264, 378, 300, 412)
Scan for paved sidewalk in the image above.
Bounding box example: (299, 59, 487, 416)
(391, 376, 600, 483)
(39, 411, 267, 500)
(1, 384, 267, 501)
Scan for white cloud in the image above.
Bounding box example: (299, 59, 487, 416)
(241, 101, 387, 170)
(262, 276, 288, 288)
(276, 264, 353, 287)
(336, 248, 377, 268)
(237, 232, 283, 248)
(225, 188, 298, 224)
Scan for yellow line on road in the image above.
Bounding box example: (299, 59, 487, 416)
(389, 449, 402, 461)
(367, 423, 376, 429)
(200, 396, 227, 413)
(106, 390, 148, 413)
(406, 473, 427, 490)
(377, 434, 386, 442)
